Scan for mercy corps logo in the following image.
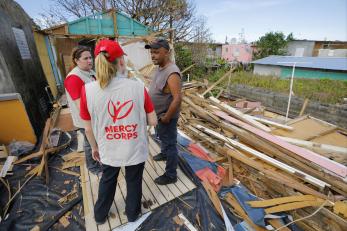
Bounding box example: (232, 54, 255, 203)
(105, 99, 138, 140)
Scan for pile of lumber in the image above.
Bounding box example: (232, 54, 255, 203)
(178, 81, 347, 231)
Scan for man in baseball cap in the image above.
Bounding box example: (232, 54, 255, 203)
(145, 39, 182, 185)
(144, 39, 170, 50)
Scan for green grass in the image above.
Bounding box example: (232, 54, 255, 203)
(200, 70, 347, 104)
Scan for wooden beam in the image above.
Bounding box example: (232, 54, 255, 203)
(201, 69, 233, 97)
(217, 146, 328, 199)
(79, 160, 89, 215)
(209, 97, 271, 132)
(265, 200, 330, 214)
(181, 95, 347, 194)
(181, 63, 195, 74)
(194, 124, 329, 189)
(214, 110, 347, 178)
(299, 98, 309, 117)
(15, 132, 72, 164)
(0, 156, 17, 177)
(112, 9, 118, 37)
(247, 195, 319, 208)
(251, 116, 294, 131)
(201, 181, 223, 217)
(276, 136, 347, 155)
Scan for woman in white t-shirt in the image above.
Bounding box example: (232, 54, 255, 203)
(80, 39, 157, 224)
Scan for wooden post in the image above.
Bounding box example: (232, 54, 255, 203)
(201, 69, 233, 97)
(112, 9, 118, 37)
(181, 64, 195, 74)
(227, 156, 233, 185)
(299, 98, 309, 117)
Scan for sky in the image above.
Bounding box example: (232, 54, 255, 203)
(15, 0, 347, 43)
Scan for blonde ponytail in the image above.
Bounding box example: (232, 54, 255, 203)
(95, 53, 117, 89)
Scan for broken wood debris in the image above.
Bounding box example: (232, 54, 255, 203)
(177, 81, 347, 230)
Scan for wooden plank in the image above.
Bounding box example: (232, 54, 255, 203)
(201, 69, 233, 97)
(276, 136, 347, 155)
(84, 164, 98, 231)
(209, 97, 271, 132)
(333, 201, 347, 219)
(194, 124, 329, 188)
(178, 213, 198, 231)
(251, 116, 294, 131)
(77, 131, 84, 153)
(120, 168, 153, 212)
(183, 96, 347, 194)
(312, 132, 347, 148)
(0, 94, 37, 144)
(0, 156, 17, 177)
(108, 199, 121, 228)
(62, 152, 84, 161)
(79, 161, 89, 216)
(89, 170, 111, 231)
(265, 200, 329, 214)
(201, 181, 223, 217)
(115, 169, 129, 225)
(247, 195, 318, 208)
(148, 149, 189, 196)
(214, 110, 347, 178)
(142, 165, 167, 206)
(112, 10, 118, 36)
(144, 157, 175, 201)
(273, 116, 335, 140)
(218, 146, 328, 199)
(148, 137, 196, 191)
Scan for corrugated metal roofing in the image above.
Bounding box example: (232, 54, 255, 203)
(252, 56, 347, 71)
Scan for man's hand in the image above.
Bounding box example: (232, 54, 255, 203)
(92, 149, 100, 162)
(160, 114, 170, 124)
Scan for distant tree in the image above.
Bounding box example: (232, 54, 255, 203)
(189, 16, 212, 66)
(174, 43, 193, 71)
(253, 32, 294, 59)
(36, 0, 196, 41)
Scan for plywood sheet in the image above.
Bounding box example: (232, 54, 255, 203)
(0, 95, 36, 144)
(272, 117, 334, 140)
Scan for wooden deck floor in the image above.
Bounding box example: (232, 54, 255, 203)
(83, 137, 196, 231)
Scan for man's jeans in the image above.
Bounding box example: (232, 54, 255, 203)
(94, 162, 145, 222)
(156, 118, 178, 179)
(79, 129, 101, 174)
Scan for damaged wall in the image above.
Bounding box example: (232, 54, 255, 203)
(228, 84, 347, 129)
(0, 0, 50, 139)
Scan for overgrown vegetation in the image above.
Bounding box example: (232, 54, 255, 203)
(227, 71, 347, 104)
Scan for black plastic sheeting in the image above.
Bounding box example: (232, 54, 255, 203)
(137, 138, 240, 230)
(138, 187, 238, 231)
(0, 131, 85, 231)
(0, 132, 240, 231)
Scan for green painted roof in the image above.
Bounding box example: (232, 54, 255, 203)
(67, 10, 150, 36)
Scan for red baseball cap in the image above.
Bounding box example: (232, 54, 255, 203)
(94, 39, 125, 62)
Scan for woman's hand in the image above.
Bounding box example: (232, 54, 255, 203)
(92, 149, 100, 162)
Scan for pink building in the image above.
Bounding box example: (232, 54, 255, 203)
(221, 44, 253, 63)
